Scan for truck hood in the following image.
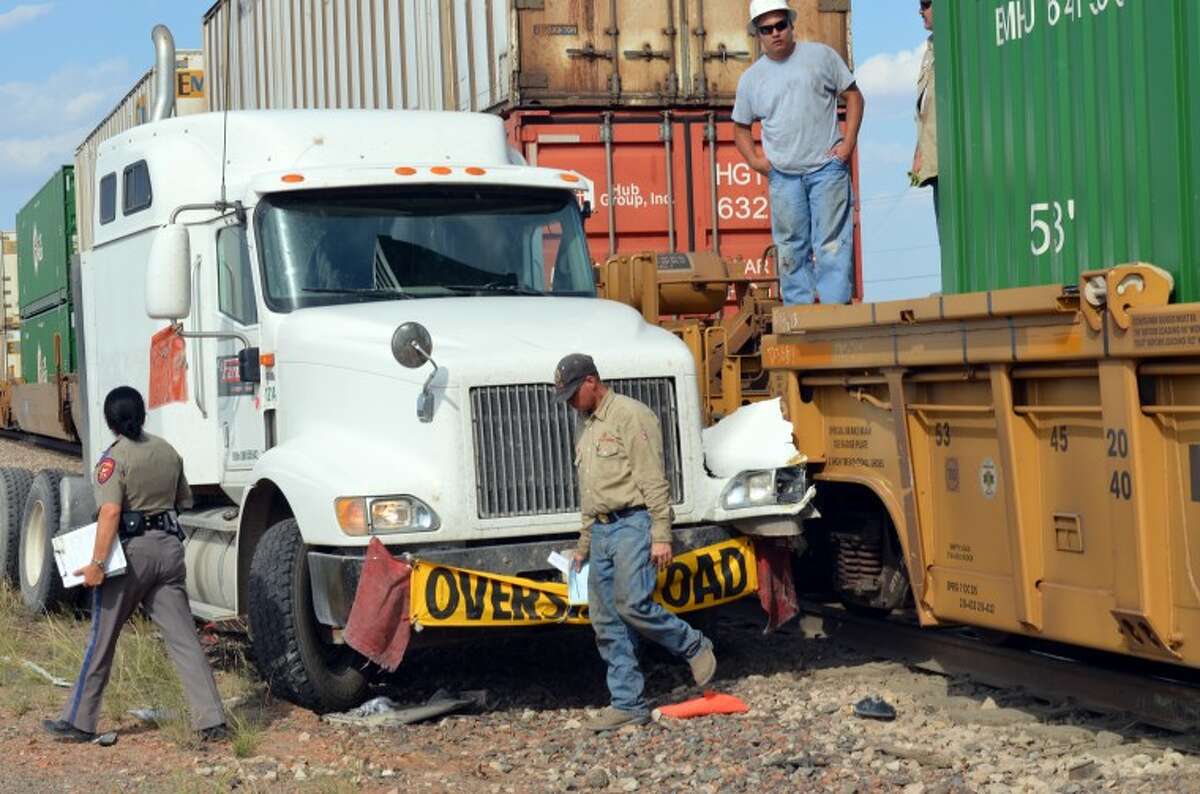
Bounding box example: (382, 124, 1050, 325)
(272, 297, 695, 385)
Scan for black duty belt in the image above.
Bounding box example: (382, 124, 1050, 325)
(120, 511, 185, 542)
(594, 506, 646, 525)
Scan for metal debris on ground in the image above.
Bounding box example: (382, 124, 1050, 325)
(94, 732, 118, 747)
(1, 656, 71, 688)
(323, 689, 491, 728)
(853, 696, 897, 721)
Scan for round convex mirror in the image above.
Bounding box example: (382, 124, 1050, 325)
(391, 322, 433, 369)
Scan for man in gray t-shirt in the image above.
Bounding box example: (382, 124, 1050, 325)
(733, 0, 864, 305)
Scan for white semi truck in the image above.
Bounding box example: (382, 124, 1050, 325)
(4, 91, 809, 711)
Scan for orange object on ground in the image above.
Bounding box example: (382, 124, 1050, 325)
(656, 691, 749, 719)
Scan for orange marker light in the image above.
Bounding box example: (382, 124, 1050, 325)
(560, 173, 581, 183)
(259, 353, 276, 368)
(281, 173, 305, 183)
(465, 167, 487, 176)
(431, 166, 452, 175)
(335, 497, 367, 535)
(394, 166, 417, 176)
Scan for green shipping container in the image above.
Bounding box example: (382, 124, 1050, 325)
(15, 166, 76, 316)
(19, 302, 75, 385)
(937, 2, 1200, 300)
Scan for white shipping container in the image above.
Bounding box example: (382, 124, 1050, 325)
(0, 232, 19, 379)
(75, 51, 205, 252)
(201, 0, 851, 113)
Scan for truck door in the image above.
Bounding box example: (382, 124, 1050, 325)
(213, 222, 263, 475)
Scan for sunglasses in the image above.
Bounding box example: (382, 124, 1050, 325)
(920, 1, 932, 9)
(757, 19, 791, 35)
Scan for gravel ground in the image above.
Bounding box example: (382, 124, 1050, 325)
(3, 601, 1200, 792)
(0, 436, 82, 474)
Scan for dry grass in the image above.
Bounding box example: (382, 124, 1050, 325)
(0, 581, 261, 748)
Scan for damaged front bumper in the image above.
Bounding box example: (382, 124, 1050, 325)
(307, 523, 738, 629)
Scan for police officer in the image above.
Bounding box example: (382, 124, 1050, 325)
(43, 386, 227, 743)
(555, 353, 717, 732)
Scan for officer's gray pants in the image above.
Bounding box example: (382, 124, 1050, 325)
(60, 531, 225, 733)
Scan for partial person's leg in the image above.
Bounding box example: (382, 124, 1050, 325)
(806, 159, 855, 305)
(609, 512, 706, 661)
(768, 170, 816, 305)
(59, 561, 145, 733)
(587, 527, 648, 715)
(142, 534, 224, 730)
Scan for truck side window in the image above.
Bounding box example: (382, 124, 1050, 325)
(98, 173, 117, 225)
(217, 225, 259, 325)
(122, 160, 152, 215)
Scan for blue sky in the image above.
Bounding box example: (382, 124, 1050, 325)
(0, 0, 939, 301)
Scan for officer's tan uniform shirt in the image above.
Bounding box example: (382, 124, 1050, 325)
(575, 390, 672, 556)
(94, 433, 193, 511)
(914, 35, 939, 185)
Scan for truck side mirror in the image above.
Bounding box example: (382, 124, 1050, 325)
(146, 223, 192, 319)
(238, 346, 261, 384)
(391, 322, 438, 423)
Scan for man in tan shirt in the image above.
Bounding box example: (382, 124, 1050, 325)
(555, 353, 716, 732)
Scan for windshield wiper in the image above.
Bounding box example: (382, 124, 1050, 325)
(302, 287, 415, 299)
(440, 283, 545, 296)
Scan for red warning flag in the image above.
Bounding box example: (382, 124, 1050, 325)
(148, 325, 188, 409)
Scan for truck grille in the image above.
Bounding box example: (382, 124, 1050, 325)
(470, 378, 684, 519)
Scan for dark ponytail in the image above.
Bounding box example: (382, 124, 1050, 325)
(103, 386, 146, 441)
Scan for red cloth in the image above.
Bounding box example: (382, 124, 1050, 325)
(755, 539, 800, 632)
(343, 538, 413, 672)
(147, 325, 188, 409)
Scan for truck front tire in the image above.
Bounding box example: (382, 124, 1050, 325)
(19, 470, 68, 613)
(0, 467, 34, 587)
(247, 518, 368, 713)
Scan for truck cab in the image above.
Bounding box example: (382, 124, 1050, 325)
(59, 109, 808, 711)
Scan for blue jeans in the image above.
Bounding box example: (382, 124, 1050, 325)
(769, 159, 855, 305)
(587, 510, 706, 715)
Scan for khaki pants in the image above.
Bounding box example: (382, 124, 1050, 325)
(60, 531, 224, 733)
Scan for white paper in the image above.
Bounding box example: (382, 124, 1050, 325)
(546, 550, 571, 576)
(52, 522, 127, 588)
(702, 398, 799, 478)
(568, 564, 589, 606)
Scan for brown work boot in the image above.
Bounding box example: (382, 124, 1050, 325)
(585, 706, 649, 733)
(688, 641, 717, 687)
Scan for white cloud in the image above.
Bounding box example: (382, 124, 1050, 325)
(856, 42, 926, 102)
(0, 3, 52, 33)
(0, 127, 89, 176)
(0, 59, 131, 136)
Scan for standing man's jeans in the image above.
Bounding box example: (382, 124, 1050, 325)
(768, 159, 855, 305)
(587, 510, 706, 716)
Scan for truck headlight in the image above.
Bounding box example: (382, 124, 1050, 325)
(336, 496, 440, 535)
(721, 470, 777, 509)
(720, 466, 808, 510)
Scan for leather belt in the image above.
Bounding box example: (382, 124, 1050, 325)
(595, 506, 645, 525)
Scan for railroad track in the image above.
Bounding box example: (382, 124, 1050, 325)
(0, 429, 82, 458)
(797, 601, 1200, 734)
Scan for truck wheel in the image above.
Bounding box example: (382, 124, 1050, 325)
(0, 468, 34, 587)
(248, 518, 368, 713)
(833, 514, 911, 618)
(19, 470, 68, 614)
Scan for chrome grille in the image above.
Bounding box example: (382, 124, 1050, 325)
(470, 378, 685, 519)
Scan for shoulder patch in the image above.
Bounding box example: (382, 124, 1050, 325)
(96, 457, 116, 485)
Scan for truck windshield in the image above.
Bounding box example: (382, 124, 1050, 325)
(255, 186, 595, 311)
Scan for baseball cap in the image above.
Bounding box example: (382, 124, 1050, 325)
(553, 353, 599, 404)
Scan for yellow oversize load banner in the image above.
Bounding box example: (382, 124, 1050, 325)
(410, 537, 758, 628)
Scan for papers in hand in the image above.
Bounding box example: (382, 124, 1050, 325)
(52, 522, 127, 588)
(547, 551, 589, 606)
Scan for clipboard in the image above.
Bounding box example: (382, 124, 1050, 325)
(51, 522, 127, 588)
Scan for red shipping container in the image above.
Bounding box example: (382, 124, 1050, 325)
(506, 110, 863, 300)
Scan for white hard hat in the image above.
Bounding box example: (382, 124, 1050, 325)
(748, 0, 797, 35)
